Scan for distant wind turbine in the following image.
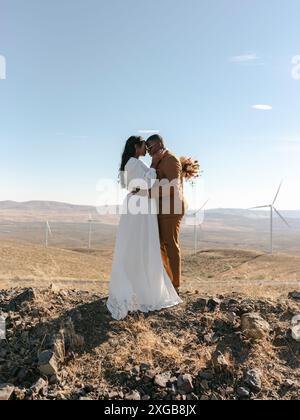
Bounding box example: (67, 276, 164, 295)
(250, 182, 290, 254)
(193, 200, 209, 255)
(45, 221, 52, 247)
(87, 213, 98, 251)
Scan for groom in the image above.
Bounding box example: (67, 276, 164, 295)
(146, 135, 185, 293)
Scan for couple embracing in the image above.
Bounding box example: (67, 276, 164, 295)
(107, 135, 186, 320)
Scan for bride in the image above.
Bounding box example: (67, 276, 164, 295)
(106, 136, 182, 320)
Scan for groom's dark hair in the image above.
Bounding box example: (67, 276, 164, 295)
(146, 134, 165, 148)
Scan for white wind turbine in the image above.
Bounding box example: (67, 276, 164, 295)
(45, 221, 52, 247)
(193, 200, 209, 255)
(87, 213, 98, 251)
(250, 182, 290, 254)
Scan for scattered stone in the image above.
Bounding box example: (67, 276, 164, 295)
(49, 283, 60, 294)
(282, 379, 295, 389)
(49, 375, 59, 385)
(204, 332, 219, 344)
(30, 378, 48, 396)
(291, 325, 300, 342)
(237, 387, 250, 398)
(0, 384, 14, 401)
(38, 351, 58, 376)
(241, 313, 270, 340)
(13, 387, 26, 400)
(144, 369, 156, 382)
(188, 392, 199, 400)
(84, 384, 95, 393)
(212, 351, 230, 372)
(244, 369, 262, 393)
(225, 312, 237, 324)
(288, 291, 300, 301)
(132, 365, 140, 376)
(177, 374, 194, 394)
(154, 373, 171, 388)
(107, 390, 119, 399)
(140, 363, 151, 371)
(8, 288, 36, 311)
(291, 317, 300, 342)
(196, 298, 208, 311)
(125, 390, 141, 400)
(208, 298, 222, 311)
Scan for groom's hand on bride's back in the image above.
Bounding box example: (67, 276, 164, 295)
(132, 188, 148, 197)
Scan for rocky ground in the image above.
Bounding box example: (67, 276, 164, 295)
(0, 287, 300, 400)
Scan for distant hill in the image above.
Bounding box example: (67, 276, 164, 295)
(0, 201, 118, 223)
(0, 201, 300, 225)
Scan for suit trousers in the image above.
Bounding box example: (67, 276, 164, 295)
(158, 215, 183, 288)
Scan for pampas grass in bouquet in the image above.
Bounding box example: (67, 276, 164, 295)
(180, 156, 201, 183)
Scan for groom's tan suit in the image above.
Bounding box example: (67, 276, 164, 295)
(150, 151, 186, 288)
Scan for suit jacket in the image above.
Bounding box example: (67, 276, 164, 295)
(150, 150, 186, 217)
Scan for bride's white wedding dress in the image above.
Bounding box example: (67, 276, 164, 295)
(106, 157, 183, 320)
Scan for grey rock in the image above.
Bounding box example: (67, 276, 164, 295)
(208, 298, 222, 311)
(237, 387, 250, 398)
(244, 369, 262, 393)
(107, 390, 119, 399)
(144, 369, 156, 382)
(212, 350, 230, 371)
(30, 378, 48, 396)
(125, 390, 141, 400)
(177, 374, 194, 394)
(140, 363, 151, 371)
(154, 373, 171, 388)
(288, 291, 300, 300)
(241, 313, 270, 340)
(84, 384, 95, 393)
(132, 365, 140, 376)
(8, 288, 36, 311)
(38, 351, 58, 376)
(0, 384, 14, 401)
(196, 298, 208, 311)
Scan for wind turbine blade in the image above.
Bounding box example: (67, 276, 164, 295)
(249, 205, 270, 210)
(273, 207, 291, 228)
(199, 199, 209, 211)
(194, 199, 209, 215)
(272, 181, 283, 205)
(46, 221, 52, 235)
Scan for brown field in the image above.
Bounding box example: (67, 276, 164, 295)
(0, 202, 300, 297)
(0, 240, 299, 298)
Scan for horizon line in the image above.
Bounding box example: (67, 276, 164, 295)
(0, 199, 299, 212)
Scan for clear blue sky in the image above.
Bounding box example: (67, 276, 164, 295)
(0, 0, 300, 209)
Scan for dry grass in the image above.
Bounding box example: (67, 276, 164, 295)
(101, 316, 210, 374)
(1, 241, 300, 299)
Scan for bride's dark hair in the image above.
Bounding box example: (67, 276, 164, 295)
(119, 136, 144, 187)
